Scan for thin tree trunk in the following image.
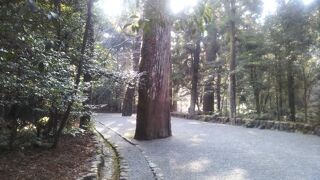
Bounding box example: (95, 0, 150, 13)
(277, 58, 284, 119)
(53, 0, 94, 148)
(287, 58, 296, 121)
(170, 63, 173, 111)
(189, 38, 201, 114)
(80, 4, 95, 127)
(304, 83, 308, 122)
(134, 0, 171, 140)
(302, 67, 308, 122)
(276, 94, 280, 121)
(203, 80, 214, 113)
(250, 67, 261, 115)
(216, 66, 222, 114)
(228, 0, 237, 119)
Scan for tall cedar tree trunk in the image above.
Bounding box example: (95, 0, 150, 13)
(189, 38, 201, 114)
(52, 0, 94, 148)
(287, 57, 296, 121)
(203, 26, 218, 113)
(228, 0, 237, 118)
(122, 36, 141, 116)
(134, 0, 172, 140)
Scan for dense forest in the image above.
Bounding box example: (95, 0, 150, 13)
(0, 0, 320, 148)
(98, 0, 320, 123)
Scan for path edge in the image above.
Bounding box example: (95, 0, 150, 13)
(96, 120, 165, 180)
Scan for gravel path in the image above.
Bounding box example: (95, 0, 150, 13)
(94, 113, 320, 180)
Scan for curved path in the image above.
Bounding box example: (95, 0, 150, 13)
(94, 113, 320, 180)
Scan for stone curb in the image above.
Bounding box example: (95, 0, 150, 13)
(113, 144, 129, 180)
(95, 129, 128, 180)
(78, 128, 123, 180)
(97, 121, 164, 180)
(77, 131, 107, 180)
(171, 112, 320, 137)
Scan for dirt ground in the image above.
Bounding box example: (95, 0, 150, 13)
(0, 132, 96, 180)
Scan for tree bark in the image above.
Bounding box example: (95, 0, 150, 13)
(287, 58, 296, 121)
(122, 36, 141, 116)
(122, 85, 135, 116)
(203, 81, 214, 113)
(189, 38, 201, 114)
(134, 0, 171, 140)
(228, 0, 237, 119)
(80, 0, 95, 127)
(203, 25, 218, 114)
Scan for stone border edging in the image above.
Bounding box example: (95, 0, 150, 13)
(78, 128, 124, 180)
(94, 128, 127, 180)
(171, 112, 320, 137)
(96, 121, 164, 180)
(77, 130, 110, 180)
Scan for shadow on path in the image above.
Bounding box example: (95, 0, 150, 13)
(94, 113, 320, 180)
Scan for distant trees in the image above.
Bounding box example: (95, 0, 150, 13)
(92, 0, 320, 127)
(98, 0, 320, 127)
(270, 1, 310, 121)
(169, 0, 320, 123)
